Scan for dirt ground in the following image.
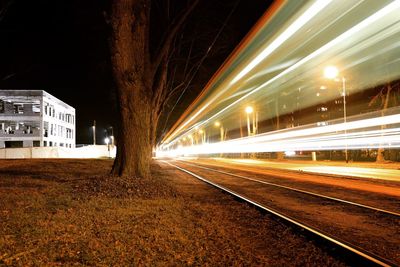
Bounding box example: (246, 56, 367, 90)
(0, 159, 346, 266)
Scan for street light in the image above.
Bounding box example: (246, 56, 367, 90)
(245, 106, 258, 136)
(188, 134, 194, 145)
(323, 66, 339, 79)
(245, 106, 253, 114)
(92, 120, 96, 145)
(198, 129, 206, 144)
(214, 121, 225, 142)
(109, 126, 114, 146)
(323, 65, 348, 163)
(104, 137, 110, 158)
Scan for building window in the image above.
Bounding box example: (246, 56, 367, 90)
(5, 141, 23, 148)
(14, 104, 23, 114)
(33, 104, 40, 113)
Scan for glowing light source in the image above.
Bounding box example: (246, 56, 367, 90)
(214, 121, 221, 127)
(324, 66, 339, 79)
(104, 137, 110, 145)
(285, 151, 296, 156)
(245, 106, 254, 114)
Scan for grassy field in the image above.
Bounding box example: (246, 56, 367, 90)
(0, 159, 344, 266)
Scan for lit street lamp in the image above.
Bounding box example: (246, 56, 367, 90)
(92, 120, 96, 145)
(109, 126, 114, 146)
(188, 134, 194, 145)
(245, 106, 258, 136)
(214, 121, 226, 142)
(198, 129, 206, 144)
(324, 65, 348, 163)
(104, 137, 110, 158)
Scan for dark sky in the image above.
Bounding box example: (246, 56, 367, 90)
(0, 0, 272, 144)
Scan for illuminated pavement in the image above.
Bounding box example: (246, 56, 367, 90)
(200, 158, 400, 182)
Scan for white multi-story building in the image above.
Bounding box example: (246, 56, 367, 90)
(0, 90, 75, 148)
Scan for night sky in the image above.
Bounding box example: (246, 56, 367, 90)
(0, 0, 272, 144)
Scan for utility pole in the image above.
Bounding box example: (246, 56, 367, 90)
(110, 126, 114, 146)
(93, 120, 96, 145)
(342, 77, 348, 163)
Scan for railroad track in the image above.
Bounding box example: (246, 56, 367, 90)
(178, 160, 400, 218)
(163, 160, 399, 267)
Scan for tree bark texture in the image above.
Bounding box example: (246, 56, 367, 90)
(110, 0, 154, 177)
(109, 0, 198, 177)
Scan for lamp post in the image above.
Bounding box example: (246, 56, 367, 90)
(245, 106, 258, 159)
(109, 126, 114, 146)
(245, 106, 258, 136)
(324, 66, 348, 163)
(188, 134, 194, 146)
(104, 137, 110, 158)
(198, 129, 206, 144)
(214, 121, 225, 142)
(92, 120, 96, 145)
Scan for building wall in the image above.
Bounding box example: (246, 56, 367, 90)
(41, 92, 75, 148)
(0, 90, 75, 148)
(0, 145, 116, 159)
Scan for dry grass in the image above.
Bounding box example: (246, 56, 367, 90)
(0, 159, 345, 266)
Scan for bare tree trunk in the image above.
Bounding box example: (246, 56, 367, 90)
(111, 86, 154, 177)
(109, 0, 199, 177)
(110, 0, 153, 178)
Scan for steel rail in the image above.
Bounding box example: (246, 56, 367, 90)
(178, 160, 400, 217)
(163, 160, 396, 267)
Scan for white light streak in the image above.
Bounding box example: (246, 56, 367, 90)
(161, 0, 400, 150)
(161, 0, 333, 146)
(230, 0, 333, 84)
(156, 113, 400, 157)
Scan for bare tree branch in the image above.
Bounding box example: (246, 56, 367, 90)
(0, 0, 14, 22)
(151, 0, 199, 74)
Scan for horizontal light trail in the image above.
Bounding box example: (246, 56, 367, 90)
(161, 0, 400, 149)
(156, 113, 400, 157)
